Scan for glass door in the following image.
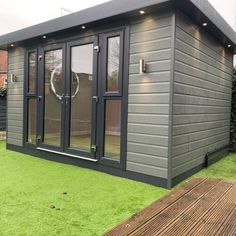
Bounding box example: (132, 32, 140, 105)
(37, 38, 98, 159)
(64, 37, 98, 159)
(37, 44, 66, 151)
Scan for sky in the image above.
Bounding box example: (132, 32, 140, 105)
(0, 0, 235, 36)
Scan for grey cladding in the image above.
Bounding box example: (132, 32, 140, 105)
(171, 10, 233, 179)
(7, 47, 25, 146)
(126, 10, 173, 179)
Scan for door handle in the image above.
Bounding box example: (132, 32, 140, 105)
(37, 96, 42, 102)
(92, 96, 99, 103)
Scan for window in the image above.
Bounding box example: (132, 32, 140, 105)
(102, 31, 124, 162)
(104, 100, 121, 160)
(26, 50, 37, 144)
(106, 36, 120, 92)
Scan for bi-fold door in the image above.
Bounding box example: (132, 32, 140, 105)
(25, 29, 126, 167)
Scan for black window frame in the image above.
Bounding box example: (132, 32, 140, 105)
(24, 49, 38, 146)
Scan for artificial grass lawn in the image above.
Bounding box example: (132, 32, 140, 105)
(0, 141, 168, 236)
(196, 152, 236, 180)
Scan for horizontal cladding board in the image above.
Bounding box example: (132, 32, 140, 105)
(175, 37, 232, 75)
(131, 14, 172, 34)
(127, 152, 168, 168)
(175, 27, 233, 69)
(7, 68, 24, 76)
(7, 126, 23, 134)
(8, 120, 23, 127)
(128, 142, 168, 157)
(8, 114, 23, 121)
(174, 71, 232, 90)
(129, 60, 171, 74)
(174, 82, 231, 101)
(130, 49, 171, 65)
(8, 62, 25, 71)
(128, 123, 169, 136)
(7, 133, 23, 140)
(128, 94, 170, 104)
(129, 82, 170, 94)
(7, 95, 24, 102)
(130, 38, 171, 54)
(175, 62, 232, 90)
(172, 132, 229, 158)
(176, 10, 233, 63)
(175, 50, 232, 80)
(129, 71, 171, 84)
(128, 104, 169, 114)
(173, 120, 230, 136)
(130, 26, 172, 44)
(127, 161, 168, 179)
(7, 138, 23, 146)
(172, 139, 229, 178)
(128, 133, 168, 146)
(128, 113, 169, 125)
(173, 104, 231, 115)
(173, 113, 230, 125)
(172, 126, 230, 147)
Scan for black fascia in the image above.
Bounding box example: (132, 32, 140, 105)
(0, 0, 235, 52)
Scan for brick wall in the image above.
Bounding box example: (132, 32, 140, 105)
(0, 50, 8, 87)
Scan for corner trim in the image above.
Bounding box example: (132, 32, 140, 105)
(167, 7, 176, 189)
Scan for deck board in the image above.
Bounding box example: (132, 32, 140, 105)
(104, 178, 236, 236)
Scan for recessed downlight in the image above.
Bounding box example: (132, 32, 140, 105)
(227, 44, 232, 48)
(10, 44, 14, 47)
(202, 22, 208, 27)
(42, 35, 47, 39)
(81, 25, 86, 29)
(139, 10, 145, 15)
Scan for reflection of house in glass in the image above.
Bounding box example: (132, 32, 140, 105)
(1, 0, 236, 188)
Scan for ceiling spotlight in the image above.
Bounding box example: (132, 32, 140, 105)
(202, 22, 208, 27)
(139, 10, 145, 15)
(42, 35, 47, 39)
(227, 44, 232, 48)
(81, 25, 86, 29)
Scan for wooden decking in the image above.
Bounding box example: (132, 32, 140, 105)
(104, 178, 236, 236)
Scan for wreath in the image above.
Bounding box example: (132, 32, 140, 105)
(50, 68, 80, 100)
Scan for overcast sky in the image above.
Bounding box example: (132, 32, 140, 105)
(0, 0, 235, 36)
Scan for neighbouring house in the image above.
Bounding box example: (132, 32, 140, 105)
(0, 50, 7, 87)
(0, 0, 235, 188)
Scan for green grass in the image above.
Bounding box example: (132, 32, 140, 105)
(0, 141, 168, 236)
(196, 153, 236, 180)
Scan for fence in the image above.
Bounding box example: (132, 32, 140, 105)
(0, 97, 6, 131)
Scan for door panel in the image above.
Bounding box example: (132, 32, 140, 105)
(64, 37, 98, 159)
(43, 49, 63, 146)
(37, 44, 66, 152)
(69, 43, 94, 152)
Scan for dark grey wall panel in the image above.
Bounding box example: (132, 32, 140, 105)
(7, 47, 25, 146)
(171, 10, 233, 178)
(127, 11, 173, 180)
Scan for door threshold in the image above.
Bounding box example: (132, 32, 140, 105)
(36, 147, 98, 162)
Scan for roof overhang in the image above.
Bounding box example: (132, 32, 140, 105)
(0, 0, 235, 53)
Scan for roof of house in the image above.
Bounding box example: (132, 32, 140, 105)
(0, 0, 235, 52)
